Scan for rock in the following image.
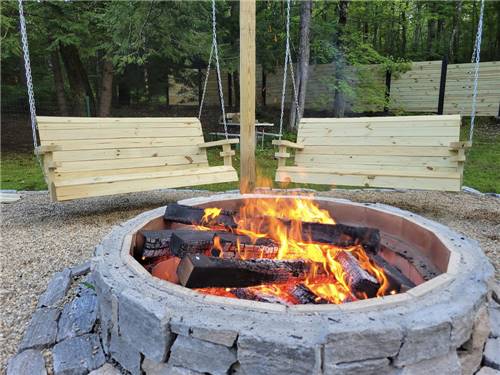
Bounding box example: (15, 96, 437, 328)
(37, 268, 72, 308)
(394, 321, 451, 367)
(490, 305, 500, 338)
(117, 288, 173, 362)
(53, 334, 105, 375)
(325, 358, 395, 375)
(7, 349, 47, 375)
(237, 335, 319, 375)
(142, 358, 203, 375)
(70, 261, 91, 277)
(170, 322, 238, 347)
(400, 351, 461, 375)
(88, 363, 121, 375)
(168, 335, 236, 375)
(477, 367, 500, 375)
(109, 333, 142, 375)
(324, 324, 403, 363)
(460, 305, 491, 375)
(19, 307, 59, 350)
(57, 291, 98, 341)
(484, 338, 500, 370)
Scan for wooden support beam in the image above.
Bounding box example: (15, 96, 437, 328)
(239, 0, 256, 193)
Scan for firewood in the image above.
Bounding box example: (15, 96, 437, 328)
(291, 283, 329, 304)
(164, 204, 236, 228)
(169, 231, 215, 257)
(368, 254, 416, 292)
(151, 258, 181, 284)
(334, 251, 379, 297)
(177, 254, 311, 288)
(253, 217, 380, 253)
(139, 230, 174, 258)
(231, 288, 290, 305)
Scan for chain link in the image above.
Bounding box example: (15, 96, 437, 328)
(18, 0, 39, 152)
(468, 0, 484, 143)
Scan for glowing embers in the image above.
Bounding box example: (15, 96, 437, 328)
(137, 198, 415, 305)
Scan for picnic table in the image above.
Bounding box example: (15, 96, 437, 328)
(211, 118, 279, 148)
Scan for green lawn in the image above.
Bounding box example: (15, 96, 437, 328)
(1, 121, 498, 193)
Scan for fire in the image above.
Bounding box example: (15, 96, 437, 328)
(197, 195, 392, 304)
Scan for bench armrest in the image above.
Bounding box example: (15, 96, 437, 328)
(272, 140, 304, 150)
(449, 141, 472, 150)
(198, 139, 239, 148)
(198, 138, 239, 166)
(34, 145, 62, 155)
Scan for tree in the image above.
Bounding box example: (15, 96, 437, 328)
(289, 0, 312, 129)
(333, 0, 349, 118)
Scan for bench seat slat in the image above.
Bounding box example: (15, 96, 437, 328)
(53, 167, 238, 201)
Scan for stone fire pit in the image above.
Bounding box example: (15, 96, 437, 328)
(92, 193, 494, 374)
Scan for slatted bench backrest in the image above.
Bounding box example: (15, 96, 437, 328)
(37, 117, 209, 181)
(295, 115, 462, 176)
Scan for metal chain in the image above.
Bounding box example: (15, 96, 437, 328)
(18, 0, 39, 153)
(468, 0, 484, 143)
(198, 43, 214, 119)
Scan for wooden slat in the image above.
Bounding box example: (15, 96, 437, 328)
(54, 154, 209, 173)
(53, 167, 238, 201)
(299, 115, 460, 124)
(293, 163, 457, 174)
(296, 136, 457, 147)
(40, 137, 205, 151)
(39, 127, 203, 141)
(294, 154, 457, 167)
(53, 163, 208, 181)
(275, 168, 461, 192)
(272, 140, 305, 149)
(297, 146, 453, 157)
(37, 116, 200, 124)
(51, 146, 204, 162)
(298, 126, 459, 137)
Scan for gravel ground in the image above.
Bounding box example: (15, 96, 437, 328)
(1, 189, 499, 370)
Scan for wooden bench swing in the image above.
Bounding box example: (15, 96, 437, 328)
(273, 115, 469, 192)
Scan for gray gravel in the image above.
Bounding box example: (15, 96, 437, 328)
(1, 189, 499, 371)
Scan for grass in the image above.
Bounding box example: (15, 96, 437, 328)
(1, 121, 498, 193)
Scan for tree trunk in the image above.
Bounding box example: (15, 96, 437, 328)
(413, 2, 422, 52)
(165, 71, 170, 107)
(59, 43, 87, 116)
(233, 71, 240, 108)
(333, 0, 349, 118)
(289, 0, 312, 129)
(50, 50, 68, 116)
(401, 10, 407, 57)
(98, 59, 113, 117)
(449, 1, 463, 63)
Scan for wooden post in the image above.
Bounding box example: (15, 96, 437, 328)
(437, 55, 448, 115)
(240, 0, 256, 193)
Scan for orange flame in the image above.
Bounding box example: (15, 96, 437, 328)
(197, 195, 392, 304)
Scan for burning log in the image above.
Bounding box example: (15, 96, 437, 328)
(168, 230, 279, 259)
(291, 284, 328, 304)
(231, 288, 290, 305)
(177, 254, 311, 288)
(369, 254, 416, 292)
(334, 251, 379, 297)
(255, 217, 380, 253)
(164, 204, 236, 228)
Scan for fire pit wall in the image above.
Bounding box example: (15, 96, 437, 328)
(92, 194, 494, 375)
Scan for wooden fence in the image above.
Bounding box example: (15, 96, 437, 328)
(169, 60, 500, 117)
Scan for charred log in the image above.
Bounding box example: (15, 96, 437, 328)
(164, 204, 236, 228)
(177, 254, 311, 288)
(139, 230, 174, 258)
(291, 284, 328, 304)
(369, 253, 416, 292)
(231, 288, 290, 305)
(170, 231, 215, 258)
(334, 251, 379, 297)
